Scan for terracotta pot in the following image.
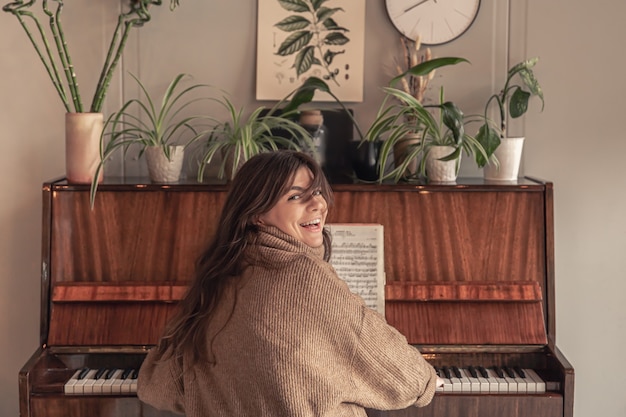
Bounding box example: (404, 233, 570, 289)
(65, 112, 103, 184)
(483, 137, 525, 181)
(145, 145, 185, 183)
(393, 133, 421, 178)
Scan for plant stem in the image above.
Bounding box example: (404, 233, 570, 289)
(44, 0, 83, 112)
(10, 6, 71, 111)
(90, 3, 151, 112)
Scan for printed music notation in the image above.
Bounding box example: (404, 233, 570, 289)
(327, 224, 385, 316)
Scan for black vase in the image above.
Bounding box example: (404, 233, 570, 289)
(350, 140, 382, 182)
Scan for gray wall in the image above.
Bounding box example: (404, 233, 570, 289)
(0, 0, 624, 416)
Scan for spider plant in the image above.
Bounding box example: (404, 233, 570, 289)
(90, 72, 216, 205)
(196, 76, 363, 180)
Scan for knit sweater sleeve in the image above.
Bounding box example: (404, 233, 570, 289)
(137, 347, 185, 414)
(290, 254, 437, 411)
(349, 307, 438, 409)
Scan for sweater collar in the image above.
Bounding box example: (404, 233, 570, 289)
(256, 225, 326, 260)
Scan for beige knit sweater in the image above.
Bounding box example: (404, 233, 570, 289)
(138, 226, 436, 416)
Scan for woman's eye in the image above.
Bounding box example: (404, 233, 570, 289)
(287, 194, 301, 201)
(312, 189, 322, 196)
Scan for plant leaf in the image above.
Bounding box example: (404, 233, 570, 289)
(474, 123, 501, 167)
(276, 30, 313, 56)
(294, 46, 315, 76)
(277, 0, 309, 13)
(322, 17, 347, 31)
(390, 57, 469, 86)
(275, 15, 311, 32)
(316, 7, 342, 23)
(509, 87, 530, 118)
(324, 32, 349, 46)
(440, 101, 464, 144)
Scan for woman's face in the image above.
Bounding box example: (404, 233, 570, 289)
(257, 166, 328, 248)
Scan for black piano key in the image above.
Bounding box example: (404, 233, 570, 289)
(467, 366, 478, 378)
(451, 366, 462, 379)
(442, 366, 452, 379)
(131, 369, 139, 379)
(77, 367, 90, 380)
(94, 368, 108, 380)
(434, 366, 442, 377)
(493, 366, 505, 378)
(105, 368, 118, 379)
(504, 366, 516, 379)
(477, 366, 489, 379)
(514, 366, 527, 378)
(121, 368, 134, 379)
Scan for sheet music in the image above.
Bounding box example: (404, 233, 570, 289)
(327, 224, 385, 316)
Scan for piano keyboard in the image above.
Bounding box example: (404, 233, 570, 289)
(64, 367, 138, 395)
(435, 366, 546, 394)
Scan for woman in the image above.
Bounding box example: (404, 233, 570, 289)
(138, 150, 438, 416)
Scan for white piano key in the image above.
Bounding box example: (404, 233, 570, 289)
(495, 368, 510, 393)
(455, 368, 471, 393)
(524, 368, 546, 393)
(129, 369, 138, 393)
(502, 368, 518, 393)
(73, 369, 98, 395)
(482, 368, 500, 393)
(91, 368, 109, 394)
(120, 368, 135, 394)
(110, 369, 125, 394)
(102, 369, 123, 394)
(64, 369, 81, 395)
(460, 368, 481, 393)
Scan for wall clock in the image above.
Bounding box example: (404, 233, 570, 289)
(385, 0, 481, 46)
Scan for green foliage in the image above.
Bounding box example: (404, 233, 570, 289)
(196, 76, 355, 181)
(373, 87, 487, 182)
(90, 72, 215, 205)
(363, 56, 476, 182)
(3, 0, 180, 113)
(275, 0, 349, 84)
(196, 97, 312, 181)
(474, 57, 544, 167)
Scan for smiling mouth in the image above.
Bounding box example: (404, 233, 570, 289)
(300, 218, 321, 228)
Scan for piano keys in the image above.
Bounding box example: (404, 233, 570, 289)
(64, 367, 139, 395)
(434, 366, 550, 394)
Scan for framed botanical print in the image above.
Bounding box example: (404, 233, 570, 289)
(256, 0, 365, 102)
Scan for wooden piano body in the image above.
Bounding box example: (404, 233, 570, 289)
(20, 177, 574, 417)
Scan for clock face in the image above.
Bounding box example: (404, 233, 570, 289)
(385, 0, 481, 46)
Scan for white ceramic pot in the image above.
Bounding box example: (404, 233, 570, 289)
(145, 145, 185, 183)
(65, 112, 103, 184)
(425, 145, 459, 183)
(484, 137, 525, 181)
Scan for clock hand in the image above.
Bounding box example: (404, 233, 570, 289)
(403, 0, 432, 13)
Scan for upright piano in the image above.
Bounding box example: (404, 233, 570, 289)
(19, 177, 574, 417)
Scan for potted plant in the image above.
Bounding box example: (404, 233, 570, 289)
(195, 96, 311, 181)
(362, 55, 470, 182)
(196, 76, 363, 181)
(3, 0, 182, 183)
(384, 87, 488, 183)
(475, 57, 544, 180)
(90, 72, 215, 205)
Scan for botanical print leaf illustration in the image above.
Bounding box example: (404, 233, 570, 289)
(274, 0, 350, 86)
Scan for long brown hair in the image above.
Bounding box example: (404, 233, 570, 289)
(155, 150, 334, 362)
